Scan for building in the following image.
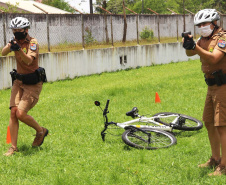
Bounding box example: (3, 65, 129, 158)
(0, 0, 71, 14)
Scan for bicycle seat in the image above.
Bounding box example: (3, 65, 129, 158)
(126, 107, 139, 118)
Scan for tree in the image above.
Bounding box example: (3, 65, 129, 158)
(0, 2, 24, 13)
(95, 0, 138, 14)
(42, 0, 76, 13)
(203, 0, 226, 14)
(102, 0, 226, 14)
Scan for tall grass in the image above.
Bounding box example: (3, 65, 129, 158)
(0, 60, 225, 184)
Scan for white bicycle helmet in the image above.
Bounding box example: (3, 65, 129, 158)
(10, 17, 30, 29)
(194, 9, 220, 26)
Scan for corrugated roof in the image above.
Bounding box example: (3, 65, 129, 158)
(0, 0, 71, 14)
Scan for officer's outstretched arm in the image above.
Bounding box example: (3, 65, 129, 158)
(186, 49, 197, 56)
(1, 43, 11, 56)
(194, 45, 225, 65)
(182, 36, 197, 57)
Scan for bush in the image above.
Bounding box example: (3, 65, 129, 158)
(84, 27, 96, 44)
(140, 27, 154, 40)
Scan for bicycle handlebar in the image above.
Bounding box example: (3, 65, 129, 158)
(103, 99, 110, 116)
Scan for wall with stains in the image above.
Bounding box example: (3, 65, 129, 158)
(0, 42, 199, 90)
(2, 13, 226, 48)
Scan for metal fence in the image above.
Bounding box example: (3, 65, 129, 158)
(0, 13, 225, 53)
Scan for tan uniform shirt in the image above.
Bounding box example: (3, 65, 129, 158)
(15, 34, 39, 74)
(197, 28, 226, 78)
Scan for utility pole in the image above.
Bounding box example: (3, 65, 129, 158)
(183, 0, 185, 32)
(90, 0, 93, 14)
(122, 0, 127, 42)
(142, 0, 144, 14)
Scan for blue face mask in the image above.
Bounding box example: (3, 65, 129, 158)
(13, 31, 27, 40)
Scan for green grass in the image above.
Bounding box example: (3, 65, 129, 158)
(0, 60, 225, 184)
(43, 37, 182, 53)
(0, 37, 183, 56)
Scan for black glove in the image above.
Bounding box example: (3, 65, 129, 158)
(183, 36, 196, 50)
(10, 38, 21, 51)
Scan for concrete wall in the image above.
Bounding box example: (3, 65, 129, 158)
(1, 13, 225, 48)
(0, 42, 199, 90)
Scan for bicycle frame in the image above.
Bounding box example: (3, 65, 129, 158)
(101, 112, 178, 141)
(96, 100, 180, 141)
(105, 115, 174, 131)
(117, 116, 173, 131)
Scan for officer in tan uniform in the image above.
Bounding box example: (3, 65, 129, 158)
(182, 9, 226, 176)
(1, 17, 48, 156)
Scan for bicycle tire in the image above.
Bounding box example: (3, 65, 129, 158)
(153, 112, 203, 131)
(122, 128, 177, 150)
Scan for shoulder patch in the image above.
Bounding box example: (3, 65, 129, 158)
(218, 40, 226, 48)
(30, 42, 37, 51)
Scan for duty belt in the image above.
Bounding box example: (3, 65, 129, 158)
(205, 70, 226, 86)
(205, 78, 217, 86)
(15, 73, 23, 81)
(10, 67, 47, 85)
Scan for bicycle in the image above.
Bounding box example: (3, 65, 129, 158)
(94, 99, 203, 150)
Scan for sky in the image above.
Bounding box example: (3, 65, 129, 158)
(66, 0, 97, 13)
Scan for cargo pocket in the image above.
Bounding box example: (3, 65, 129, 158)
(217, 101, 226, 126)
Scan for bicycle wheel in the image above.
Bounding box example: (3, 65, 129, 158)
(122, 128, 177, 150)
(153, 112, 203, 131)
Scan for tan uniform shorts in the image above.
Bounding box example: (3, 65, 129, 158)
(203, 84, 226, 126)
(10, 80, 43, 112)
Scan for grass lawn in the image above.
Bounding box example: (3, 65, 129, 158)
(0, 60, 225, 184)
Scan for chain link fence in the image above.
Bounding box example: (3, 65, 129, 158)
(0, 13, 225, 54)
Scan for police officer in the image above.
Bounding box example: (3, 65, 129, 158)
(1, 17, 48, 156)
(182, 9, 226, 176)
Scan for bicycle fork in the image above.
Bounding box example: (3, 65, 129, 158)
(101, 121, 117, 141)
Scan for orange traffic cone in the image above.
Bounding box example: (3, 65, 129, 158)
(155, 92, 161, 103)
(6, 126, 11, 144)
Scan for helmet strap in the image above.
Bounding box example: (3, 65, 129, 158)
(208, 22, 218, 39)
(211, 22, 219, 29)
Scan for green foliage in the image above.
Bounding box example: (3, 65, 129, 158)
(139, 26, 154, 40)
(96, 0, 137, 14)
(102, 0, 226, 14)
(0, 2, 24, 13)
(42, 0, 76, 13)
(84, 27, 96, 44)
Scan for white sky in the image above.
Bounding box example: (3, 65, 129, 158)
(66, 0, 97, 13)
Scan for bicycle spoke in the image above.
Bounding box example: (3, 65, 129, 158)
(126, 130, 175, 149)
(128, 133, 148, 143)
(149, 132, 173, 148)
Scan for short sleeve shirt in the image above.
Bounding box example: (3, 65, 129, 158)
(197, 28, 226, 77)
(14, 34, 39, 74)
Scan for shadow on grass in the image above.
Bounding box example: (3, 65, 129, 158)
(123, 145, 132, 151)
(198, 167, 215, 177)
(19, 145, 43, 156)
(172, 130, 202, 138)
